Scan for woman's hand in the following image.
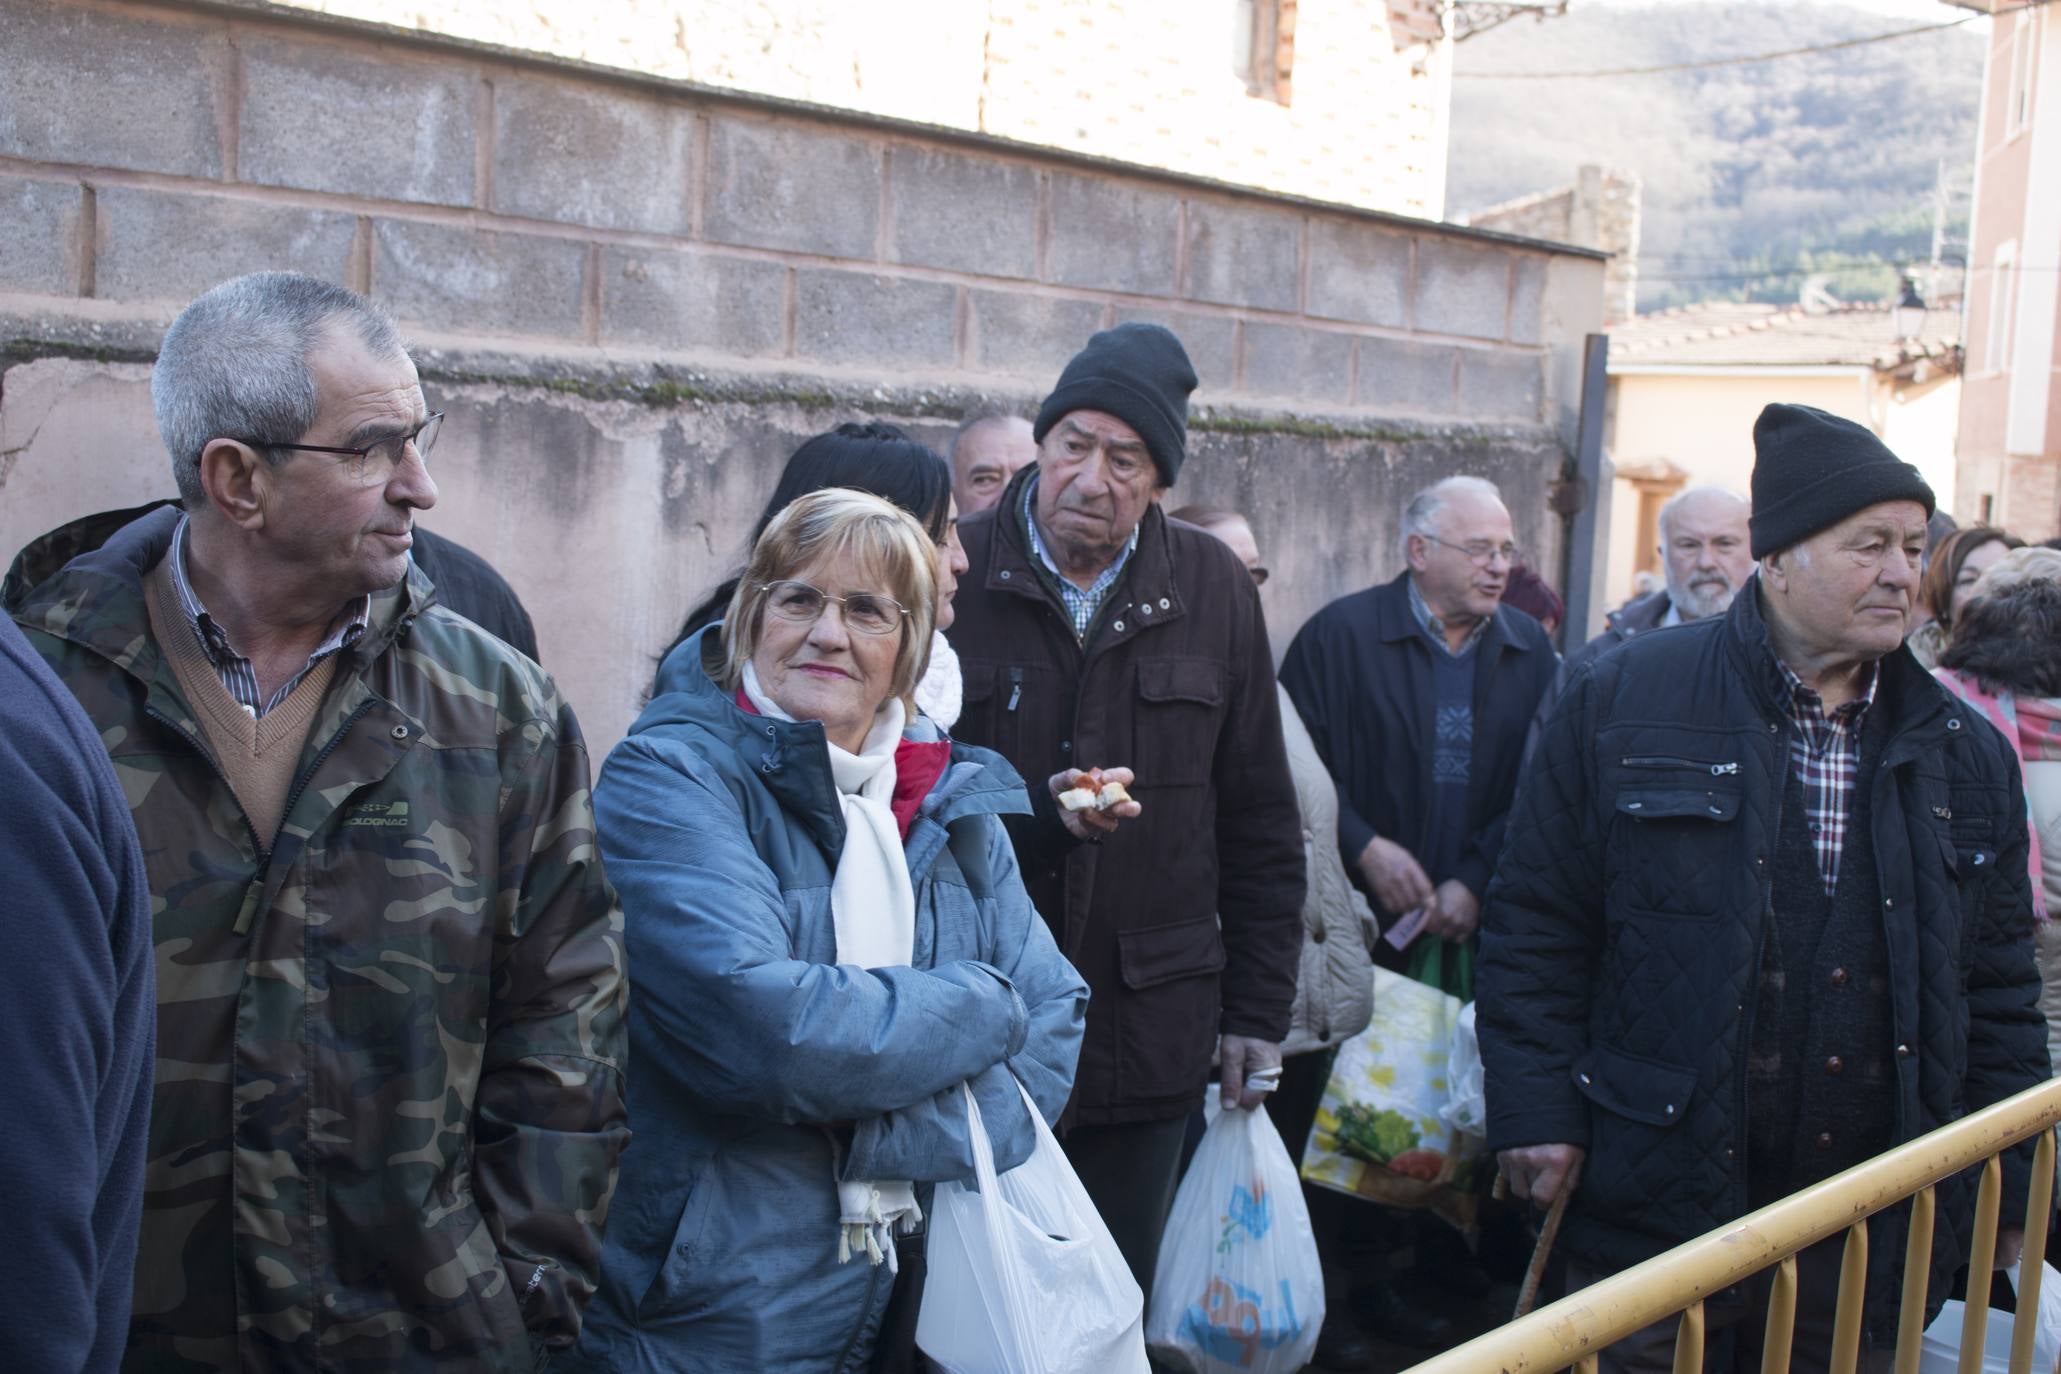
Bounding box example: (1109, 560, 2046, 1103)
(1047, 766, 1142, 841)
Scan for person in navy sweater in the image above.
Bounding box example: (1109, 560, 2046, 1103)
(0, 612, 154, 1373)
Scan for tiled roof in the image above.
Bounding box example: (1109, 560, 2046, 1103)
(1608, 301, 1961, 371)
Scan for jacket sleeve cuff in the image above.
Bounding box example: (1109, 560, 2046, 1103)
(1486, 1103, 1591, 1154)
(1219, 1001, 1295, 1044)
(1451, 852, 1493, 900)
(1025, 776, 1084, 854)
(1337, 796, 1374, 868)
(965, 960, 1030, 1059)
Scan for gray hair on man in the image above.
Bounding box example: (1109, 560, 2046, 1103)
(1657, 485, 1749, 544)
(1399, 474, 1505, 555)
(153, 272, 406, 507)
(948, 409, 1024, 460)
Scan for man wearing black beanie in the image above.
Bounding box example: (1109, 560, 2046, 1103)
(946, 324, 1306, 1311)
(1479, 402, 2045, 1371)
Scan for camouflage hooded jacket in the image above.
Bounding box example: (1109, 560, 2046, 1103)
(3, 504, 630, 1373)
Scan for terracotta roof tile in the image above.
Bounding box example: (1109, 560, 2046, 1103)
(1607, 301, 1960, 370)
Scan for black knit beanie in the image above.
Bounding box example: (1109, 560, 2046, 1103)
(1033, 323, 1198, 485)
(1749, 403, 1935, 558)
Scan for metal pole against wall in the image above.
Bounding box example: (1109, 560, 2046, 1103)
(1558, 332, 1611, 641)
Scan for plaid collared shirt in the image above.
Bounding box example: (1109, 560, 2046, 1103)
(1022, 474, 1138, 641)
(1406, 576, 1491, 658)
(166, 515, 369, 718)
(1774, 655, 1880, 896)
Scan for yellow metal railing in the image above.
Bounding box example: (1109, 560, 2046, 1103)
(1408, 1078, 2061, 1374)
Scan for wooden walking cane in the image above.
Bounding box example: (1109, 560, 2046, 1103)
(1494, 1171, 1572, 1321)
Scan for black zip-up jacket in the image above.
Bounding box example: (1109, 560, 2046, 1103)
(1479, 578, 2048, 1345)
(945, 467, 1305, 1127)
(1279, 572, 1558, 910)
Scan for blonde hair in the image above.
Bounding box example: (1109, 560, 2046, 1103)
(1972, 545, 2061, 600)
(718, 487, 938, 701)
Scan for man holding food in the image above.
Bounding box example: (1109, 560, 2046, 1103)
(946, 323, 1306, 1307)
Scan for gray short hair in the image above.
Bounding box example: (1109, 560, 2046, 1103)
(1399, 475, 1503, 554)
(1656, 485, 1749, 544)
(948, 409, 1026, 463)
(153, 272, 406, 506)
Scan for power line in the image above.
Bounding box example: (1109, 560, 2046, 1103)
(1635, 263, 2060, 284)
(1457, 9, 1991, 80)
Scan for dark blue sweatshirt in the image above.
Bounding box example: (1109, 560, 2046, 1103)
(0, 612, 154, 1372)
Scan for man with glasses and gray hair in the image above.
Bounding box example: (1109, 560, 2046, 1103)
(1277, 473, 1557, 1344)
(3, 272, 627, 1371)
(1282, 475, 1558, 975)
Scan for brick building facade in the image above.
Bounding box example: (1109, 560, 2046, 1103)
(1948, 0, 2061, 538)
(261, 0, 1456, 218)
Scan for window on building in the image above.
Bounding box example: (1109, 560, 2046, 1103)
(1389, 0, 1447, 49)
(1232, 0, 1297, 104)
(2007, 12, 2037, 140)
(1980, 494, 1995, 524)
(1987, 240, 2018, 374)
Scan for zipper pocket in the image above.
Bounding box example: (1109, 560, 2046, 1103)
(1622, 754, 1740, 776)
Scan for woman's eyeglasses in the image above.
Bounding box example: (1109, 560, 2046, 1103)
(757, 581, 909, 636)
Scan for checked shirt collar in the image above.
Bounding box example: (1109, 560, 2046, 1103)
(1022, 473, 1138, 641)
(166, 514, 369, 718)
(1407, 575, 1490, 659)
(1774, 654, 1880, 897)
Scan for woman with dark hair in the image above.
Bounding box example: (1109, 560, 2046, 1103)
(1936, 547, 2061, 1069)
(658, 421, 971, 724)
(1908, 525, 2023, 667)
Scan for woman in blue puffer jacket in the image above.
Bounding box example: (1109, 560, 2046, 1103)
(567, 488, 1088, 1374)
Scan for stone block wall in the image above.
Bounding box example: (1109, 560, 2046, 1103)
(1466, 165, 1641, 324)
(0, 0, 1605, 750)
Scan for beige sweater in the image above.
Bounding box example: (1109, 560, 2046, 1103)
(143, 559, 337, 847)
(1280, 685, 1377, 1057)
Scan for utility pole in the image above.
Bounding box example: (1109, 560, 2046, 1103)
(1929, 157, 1972, 300)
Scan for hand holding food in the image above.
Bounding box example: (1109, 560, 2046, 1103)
(1057, 769, 1134, 812)
(1046, 766, 1142, 840)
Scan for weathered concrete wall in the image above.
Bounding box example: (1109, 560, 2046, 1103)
(0, 0, 1605, 752)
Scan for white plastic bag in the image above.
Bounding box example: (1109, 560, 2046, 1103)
(1144, 1086, 1323, 1374)
(1441, 1002, 1487, 1138)
(917, 1080, 1148, 1374)
(1919, 1261, 2061, 1374)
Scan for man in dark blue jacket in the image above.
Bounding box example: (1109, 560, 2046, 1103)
(1480, 404, 2048, 1370)
(0, 613, 154, 1373)
(1281, 474, 1558, 991)
(1278, 473, 1557, 1346)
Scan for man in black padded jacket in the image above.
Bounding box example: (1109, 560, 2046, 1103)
(1480, 404, 2047, 1372)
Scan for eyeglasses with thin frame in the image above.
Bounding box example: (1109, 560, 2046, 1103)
(1420, 533, 1521, 569)
(246, 411, 444, 487)
(756, 580, 910, 637)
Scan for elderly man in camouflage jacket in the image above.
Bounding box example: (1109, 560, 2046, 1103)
(3, 273, 628, 1373)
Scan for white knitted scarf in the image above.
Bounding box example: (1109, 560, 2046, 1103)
(741, 662, 922, 1268)
(913, 629, 962, 730)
